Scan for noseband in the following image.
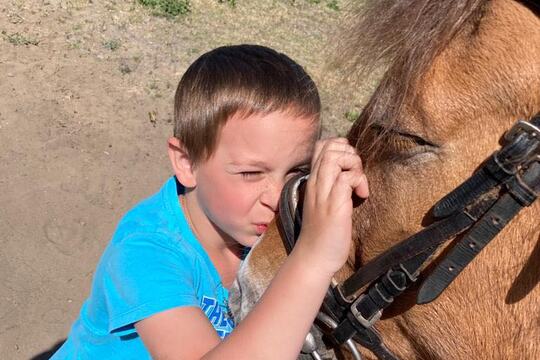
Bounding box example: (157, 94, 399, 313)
(277, 114, 540, 360)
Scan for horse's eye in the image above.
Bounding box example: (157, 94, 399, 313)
(370, 124, 438, 161)
(386, 132, 428, 154)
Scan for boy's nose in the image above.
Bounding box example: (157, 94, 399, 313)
(259, 180, 283, 212)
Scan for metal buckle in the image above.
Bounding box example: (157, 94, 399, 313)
(350, 294, 382, 328)
(335, 283, 355, 304)
(317, 312, 363, 360)
(504, 120, 540, 142)
(524, 154, 540, 167)
(399, 263, 419, 282)
(515, 172, 538, 200)
(492, 150, 518, 175)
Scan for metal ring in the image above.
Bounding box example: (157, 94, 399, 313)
(317, 312, 363, 360)
(504, 120, 540, 141)
(350, 294, 382, 328)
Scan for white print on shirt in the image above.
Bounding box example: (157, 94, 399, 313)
(200, 295, 234, 338)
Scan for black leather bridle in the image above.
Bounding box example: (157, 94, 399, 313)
(277, 114, 540, 360)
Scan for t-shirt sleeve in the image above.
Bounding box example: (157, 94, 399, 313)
(100, 233, 199, 334)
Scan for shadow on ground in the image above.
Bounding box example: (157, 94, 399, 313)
(30, 340, 65, 360)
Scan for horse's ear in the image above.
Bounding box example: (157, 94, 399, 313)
(167, 137, 197, 188)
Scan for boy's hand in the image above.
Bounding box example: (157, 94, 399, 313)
(295, 138, 369, 275)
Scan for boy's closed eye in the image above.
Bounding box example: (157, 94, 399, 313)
(239, 166, 309, 182)
(240, 171, 264, 181)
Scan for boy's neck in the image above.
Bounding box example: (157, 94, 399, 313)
(180, 192, 243, 287)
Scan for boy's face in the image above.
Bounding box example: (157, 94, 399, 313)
(184, 110, 319, 249)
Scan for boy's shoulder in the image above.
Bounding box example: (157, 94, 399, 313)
(122, 177, 177, 222)
(95, 176, 209, 279)
(114, 177, 181, 239)
(106, 176, 200, 261)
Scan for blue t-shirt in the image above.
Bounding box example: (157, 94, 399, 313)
(52, 177, 235, 359)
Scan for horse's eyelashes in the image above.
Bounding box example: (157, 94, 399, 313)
(368, 124, 435, 160)
(387, 135, 419, 153)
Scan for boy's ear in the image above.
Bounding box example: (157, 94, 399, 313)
(168, 137, 197, 188)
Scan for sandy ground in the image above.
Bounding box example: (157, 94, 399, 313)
(0, 0, 374, 358)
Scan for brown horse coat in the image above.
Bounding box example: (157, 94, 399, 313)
(231, 0, 540, 358)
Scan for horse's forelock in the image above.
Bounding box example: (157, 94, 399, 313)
(340, 0, 489, 162)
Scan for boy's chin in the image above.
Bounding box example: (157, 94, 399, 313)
(235, 234, 262, 248)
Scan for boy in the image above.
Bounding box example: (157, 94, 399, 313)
(52, 44, 368, 359)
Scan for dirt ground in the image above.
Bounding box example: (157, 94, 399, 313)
(0, 0, 373, 358)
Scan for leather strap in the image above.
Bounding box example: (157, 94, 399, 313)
(328, 188, 499, 350)
(277, 174, 308, 255)
(340, 115, 540, 300)
(418, 161, 540, 303)
(339, 195, 495, 298)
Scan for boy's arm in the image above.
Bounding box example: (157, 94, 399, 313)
(204, 242, 337, 359)
(136, 138, 368, 359)
(135, 307, 221, 359)
(135, 246, 333, 360)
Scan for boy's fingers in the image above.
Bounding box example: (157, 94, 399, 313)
(354, 173, 369, 198)
(327, 170, 370, 208)
(310, 140, 325, 170)
(310, 138, 357, 177)
(311, 138, 351, 164)
(311, 151, 364, 202)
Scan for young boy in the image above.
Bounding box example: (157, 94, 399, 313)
(52, 44, 368, 359)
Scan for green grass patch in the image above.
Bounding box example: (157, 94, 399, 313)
(67, 39, 83, 49)
(218, 0, 236, 7)
(344, 109, 360, 122)
(138, 0, 190, 18)
(103, 39, 121, 51)
(327, 0, 339, 10)
(302, 0, 340, 10)
(2, 31, 39, 46)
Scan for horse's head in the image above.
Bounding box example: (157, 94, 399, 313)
(231, 0, 540, 358)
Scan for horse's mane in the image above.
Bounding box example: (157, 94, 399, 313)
(342, 0, 490, 160)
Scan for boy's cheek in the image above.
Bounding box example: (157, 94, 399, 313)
(221, 190, 252, 215)
(208, 184, 250, 216)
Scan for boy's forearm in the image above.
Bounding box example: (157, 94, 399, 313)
(203, 241, 333, 360)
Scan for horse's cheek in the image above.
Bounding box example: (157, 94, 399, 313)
(230, 248, 271, 323)
(230, 223, 288, 323)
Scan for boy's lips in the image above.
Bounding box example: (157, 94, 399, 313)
(255, 223, 268, 234)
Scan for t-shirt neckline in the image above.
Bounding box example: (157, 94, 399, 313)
(164, 176, 227, 295)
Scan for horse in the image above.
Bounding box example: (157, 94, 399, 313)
(229, 0, 540, 359)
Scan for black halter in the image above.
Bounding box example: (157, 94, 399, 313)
(277, 114, 540, 360)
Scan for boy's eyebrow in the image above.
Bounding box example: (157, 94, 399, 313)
(228, 159, 311, 169)
(228, 160, 270, 168)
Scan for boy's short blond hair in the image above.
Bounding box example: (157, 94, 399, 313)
(173, 44, 321, 165)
